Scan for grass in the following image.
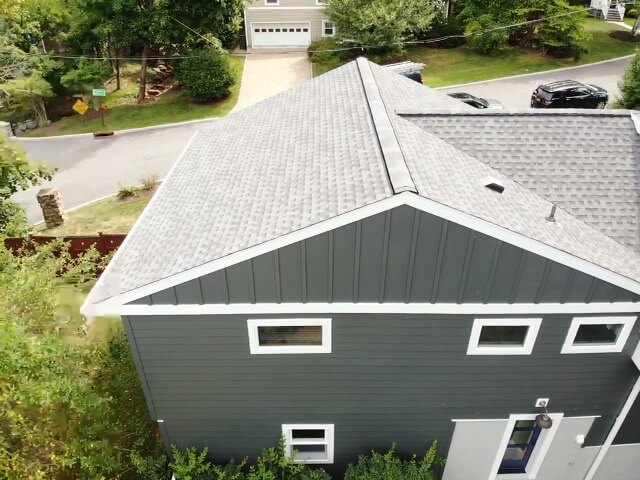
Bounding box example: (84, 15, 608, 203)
(624, 17, 637, 28)
(312, 18, 638, 86)
(36, 194, 151, 236)
(28, 55, 245, 137)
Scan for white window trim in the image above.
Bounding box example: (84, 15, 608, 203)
(321, 19, 335, 37)
(247, 318, 331, 354)
(467, 318, 542, 355)
(282, 424, 334, 464)
(489, 413, 563, 480)
(561, 316, 636, 354)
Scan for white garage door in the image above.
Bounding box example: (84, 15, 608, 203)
(252, 23, 311, 47)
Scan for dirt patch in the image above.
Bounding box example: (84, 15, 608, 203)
(609, 30, 640, 42)
(85, 108, 112, 121)
(116, 185, 158, 204)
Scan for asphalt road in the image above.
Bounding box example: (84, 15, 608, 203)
(438, 56, 632, 109)
(12, 122, 200, 223)
(11, 56, 632, 223)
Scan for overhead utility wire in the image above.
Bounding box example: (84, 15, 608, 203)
(17, 5, 632, 60)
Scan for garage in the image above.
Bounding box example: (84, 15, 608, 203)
(251, 22, 311, 47)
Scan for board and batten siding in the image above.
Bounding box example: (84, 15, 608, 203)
(124, 312, 640, 474)
(131, 206, 640, 306)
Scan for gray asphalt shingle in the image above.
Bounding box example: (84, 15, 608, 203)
(86, 59, 640, 307)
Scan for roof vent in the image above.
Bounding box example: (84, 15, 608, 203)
(481, 176, 505, 194)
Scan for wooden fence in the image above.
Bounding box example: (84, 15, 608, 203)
(4, 233, 126, 257)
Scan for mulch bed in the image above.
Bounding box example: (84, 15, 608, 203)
(609, 30, 640, 43)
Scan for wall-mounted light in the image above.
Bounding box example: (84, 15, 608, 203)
(535, 400, 553, 429)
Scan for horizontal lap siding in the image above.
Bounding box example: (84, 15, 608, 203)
(142, 206, 639, 306)
(126, 313, 640, 472)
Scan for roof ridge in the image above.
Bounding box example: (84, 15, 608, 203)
(356, 57, 417, 194)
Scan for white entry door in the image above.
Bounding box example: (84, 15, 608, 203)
(252, 23, 311, 47)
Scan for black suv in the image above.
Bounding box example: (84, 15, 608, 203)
(531, 80, 608, 109)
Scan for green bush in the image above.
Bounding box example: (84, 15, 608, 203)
(465, 14, 508, 55)
(0, 199, 29, 236)
(176, 47, 235, 102)
(60, 60, 111, 93)
(417, 14, 466, 48)
(617, 49, 640, 109)
(117, 184, 138, 199)
(344, 441, 445, 480)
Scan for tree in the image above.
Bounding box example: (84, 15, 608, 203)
(0, 72, 54, 126)
(0, 133, 52, 234)
(60, 60, 111, 93)
(325, 0, 441, 51)
(617, 49, 640, 109)
(176, 45, 235, 101)
(633, 17, 640, 37)
(465, 14, 508, 54)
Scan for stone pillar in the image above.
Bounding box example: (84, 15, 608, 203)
(37, 187, 67, 229)
(0, 121, 12, 137)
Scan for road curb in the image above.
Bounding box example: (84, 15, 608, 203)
(434, 55, 634, 90)
(15, 116, 216, 142)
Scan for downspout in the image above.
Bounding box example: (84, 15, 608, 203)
(584, 341, 640, 480)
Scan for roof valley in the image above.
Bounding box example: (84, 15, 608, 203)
(355, 57, 417, 194)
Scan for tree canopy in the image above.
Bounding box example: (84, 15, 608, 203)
(617, 49, 640, 109)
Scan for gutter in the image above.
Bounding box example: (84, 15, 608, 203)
(584, 340, 640, 480)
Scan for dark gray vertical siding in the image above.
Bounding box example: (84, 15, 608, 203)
(129, 313, 640, 472)
(614, 393, 640, 445)
(144, 206, 636, 306)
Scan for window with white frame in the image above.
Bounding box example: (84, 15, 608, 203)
(490, 413, 562, 479)
(561, 316, 636, 354)
(322, 20, 336, 37)
(467, 318, 542, 355)
(282, 424, 334, 464)
(247, 318, 331, 354)
(265, 0, 278, 5)
(316, 0, 327, 4)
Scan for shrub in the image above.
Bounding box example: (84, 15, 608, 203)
(176, 47, 235, 102)
(465, 14, 508, 55)
(117, 184, 138, 199)
(140, 173, 160, 191)
(617, 49, 640, 109)
(247, 436, 331, 480)
(0, 199, 29, 236)
(344, 441, 445, 480)
(60, 60, 111, 93)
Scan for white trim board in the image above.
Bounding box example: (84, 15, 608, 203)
(489, 413, 564, 480)
(82, 191, 640, 316)
(94, 302, 640, 317)
(560, 316, 636, 354)
(467, 318, 542, 355)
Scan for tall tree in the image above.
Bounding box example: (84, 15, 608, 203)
(617, 49, 640, 109)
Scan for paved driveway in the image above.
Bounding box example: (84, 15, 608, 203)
(438, 57, 632, 109)
(234, 52, 312, 110)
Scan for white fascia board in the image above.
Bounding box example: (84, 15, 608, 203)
(85, 191, 640, 315)
(94, 301, 640, 317)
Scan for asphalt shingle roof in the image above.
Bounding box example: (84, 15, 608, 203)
(407, 111, 640, 252)
(86, 58, 640, 307)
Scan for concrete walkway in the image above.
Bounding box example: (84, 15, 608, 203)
(233, 52, 312, 111)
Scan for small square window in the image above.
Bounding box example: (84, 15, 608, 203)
(254, 29, 260, 32)
(322, 21, 335, 37)
(275, 28, 281, 32)
(261, 28, 267, 32)
(289, 28, 295, 32)
(283, 424, 334, 464)
(265, 0, 278, 4)
(467, 318, 541, 355)
(268, 28, 274, 32)
(247, 318, 331, 354)
(296, 28, 302, 32)
(303, 28, 308, 32)
(561, 316, 636, 354)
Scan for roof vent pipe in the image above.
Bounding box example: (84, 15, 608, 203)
(546, 205, 557, 223)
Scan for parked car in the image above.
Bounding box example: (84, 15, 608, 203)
(447, 92, 504, 109)
(531, 80, 608, 109)
(384, 61, 424, 83)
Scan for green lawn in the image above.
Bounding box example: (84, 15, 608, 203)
(624, 17, 637, 28)
(36, 194, 151, 235)
(313, 18, 638, 87)
(28, 55, 244, 137)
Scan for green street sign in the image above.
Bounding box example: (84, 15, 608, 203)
(92, 88, 107, 97)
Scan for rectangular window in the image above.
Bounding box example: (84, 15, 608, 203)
(247, 318, 331, 354)
(490, 413, 562, 479)
(265, 0, 279, 4)
(561, 316, 636, 354)
(282, 424, 334, 464)
(322, 20, 335, 37)
(467, 318, 541, 355)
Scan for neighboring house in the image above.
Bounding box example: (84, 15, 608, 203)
(590, 0, 626, 21)
(243, 0, 334, 49)
(83, 59, 640, 480)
